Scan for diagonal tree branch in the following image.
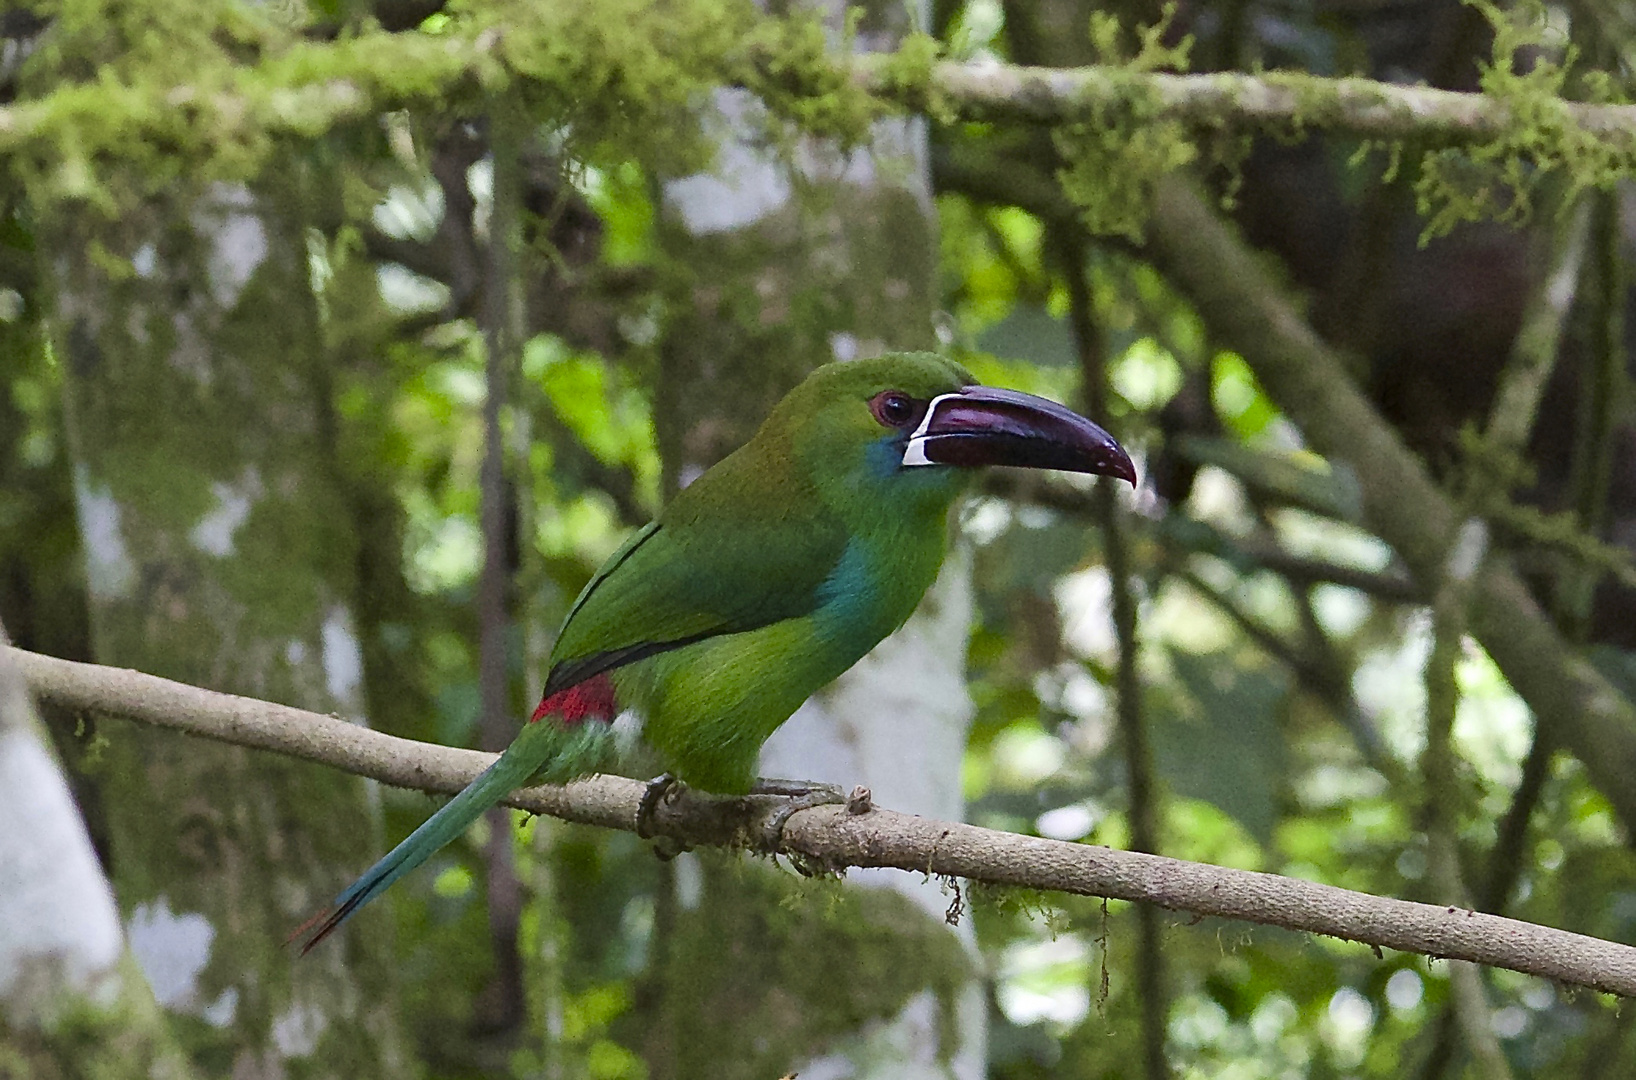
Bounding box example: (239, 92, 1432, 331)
(1142, 179, 1636, 837)
(983, 473, 1424, 602)
(11, 644, 1636, 998)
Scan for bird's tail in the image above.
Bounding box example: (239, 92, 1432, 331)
(293, 723, 558, 954)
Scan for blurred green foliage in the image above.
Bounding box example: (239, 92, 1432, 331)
(4, 0, 1636, 1075)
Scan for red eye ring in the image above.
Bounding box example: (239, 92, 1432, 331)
(870, 390, 917, 428)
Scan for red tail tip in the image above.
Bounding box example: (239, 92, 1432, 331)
(287, 907, 341, 956)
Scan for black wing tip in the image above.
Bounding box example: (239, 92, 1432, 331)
(544, 631, 724, 702)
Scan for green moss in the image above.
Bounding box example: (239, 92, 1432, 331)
(8, 0, 886, 218)
(1052, 5, 1198, 242)
(1049, 0, 1636, 242)
(52, 173, 410, 1075)
(14, 0, 1636, 243)
(967, 882, 1072, 936)
(1054, 97, 1197, 242)
(1, 953, 196, 1080)
(868, 32, 952, 125)
(1413, 0, 1636, 241)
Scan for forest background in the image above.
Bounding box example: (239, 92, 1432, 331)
(5, 0, 1636, 1076)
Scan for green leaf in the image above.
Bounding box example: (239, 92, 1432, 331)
(1155, 649, 1289, 845)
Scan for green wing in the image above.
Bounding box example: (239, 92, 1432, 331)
(543, 459, 848, 696)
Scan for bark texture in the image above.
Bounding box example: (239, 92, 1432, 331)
(48, 179, 410, 1078)
(14, 644, 1636, 1000)
(0, 624, 196, 1080)
(640, 0, 983, 1074)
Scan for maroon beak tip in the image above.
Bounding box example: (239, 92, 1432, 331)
(910, 385, 1137, 483)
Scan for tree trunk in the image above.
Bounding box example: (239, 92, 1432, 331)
(0, 620, 197, 1079)
(637, 2, 985, 1075)
(48, 178, 411, 1078)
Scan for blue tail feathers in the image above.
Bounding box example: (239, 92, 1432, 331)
(295, 755, 526, 953)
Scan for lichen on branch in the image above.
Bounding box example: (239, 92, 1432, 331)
(13, 0, 1636, 237)
(1051, 5, 1199, 241)
(8, 0, 886, 215)
(1414, 0, 1636, 240)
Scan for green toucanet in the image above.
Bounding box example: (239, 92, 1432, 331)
(299, 351, 1134, 950)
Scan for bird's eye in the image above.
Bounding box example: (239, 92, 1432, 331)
(869, 391, 918, 428)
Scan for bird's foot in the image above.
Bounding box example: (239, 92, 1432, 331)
(750, 778, 850, 850)
(636, 772, 683, 840)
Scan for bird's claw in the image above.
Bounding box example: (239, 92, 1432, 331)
(640, 775, 854, 853)
(636, 773, 683, 840)
(750, 778, 849, 850)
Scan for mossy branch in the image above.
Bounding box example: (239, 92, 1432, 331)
(859, 60, 1636, 151)
(5, 0, 879, 207)
(12, 644, 1636, 998)
(12, 1, 1636, 213)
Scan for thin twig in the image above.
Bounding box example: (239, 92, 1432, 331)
(1192, 531, 1421, 603)
(474, 99, 526, 1034)
(1066, 240, 1168, 1080)
(12, 648, 1636, 997)
(1416, 720, 1557, 1080)
(1173, 566, 1397, 780)
(1555, 190, 1627, 636)
(1484, 200, 1592, 456)
(1423, 523, 1514, 1080)
(983, 474, 1423, 601)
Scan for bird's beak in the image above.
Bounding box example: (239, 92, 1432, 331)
(901, 386, 1137, 485)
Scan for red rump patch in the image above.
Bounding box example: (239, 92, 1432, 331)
(530, 672, 619, 726)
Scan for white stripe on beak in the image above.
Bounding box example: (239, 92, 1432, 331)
(901, 392, 961, 467)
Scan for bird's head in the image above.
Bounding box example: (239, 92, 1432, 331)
(766, 352, 1136, 516)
